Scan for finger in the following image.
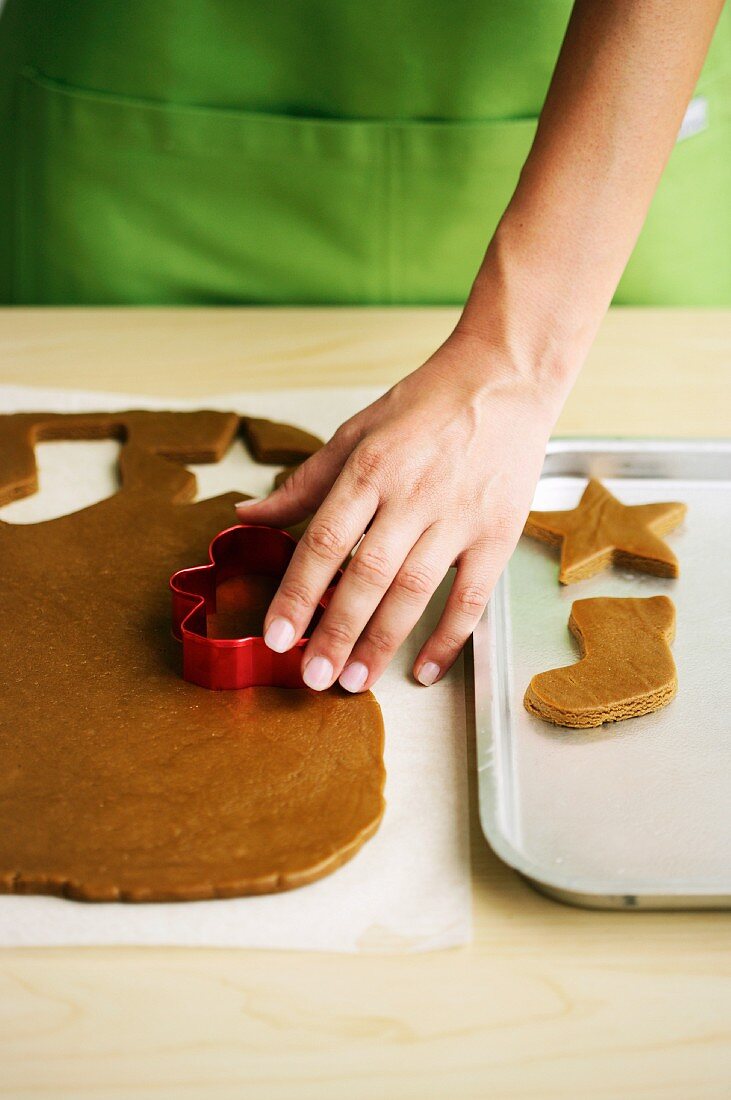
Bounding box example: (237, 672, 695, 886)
(261, 449, 385, 655)
(235, 421, 361, 528)
(300, 509, 423, 691)
(413, 539, 502, 686)
(338, 524, 453, 692)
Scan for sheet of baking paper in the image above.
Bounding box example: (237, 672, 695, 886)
(0, 385, 472, 953)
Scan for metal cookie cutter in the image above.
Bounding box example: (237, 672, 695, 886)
(170, 525, 339, 690)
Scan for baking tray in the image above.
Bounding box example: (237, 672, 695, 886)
(473, 438, 731, 909)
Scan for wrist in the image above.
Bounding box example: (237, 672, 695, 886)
(439, 328, 567, 432)
(454, 210, 607, 413)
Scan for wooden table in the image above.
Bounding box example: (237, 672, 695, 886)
(1, 308, 730, 1100)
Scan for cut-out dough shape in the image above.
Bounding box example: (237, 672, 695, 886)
(243, 417, 323, 465)
(524, 595, 677, 728)
(524, 478, 686, 584)
(0, 411, 384, 902)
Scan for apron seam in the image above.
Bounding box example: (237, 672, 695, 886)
(14, 73, 30, 302)
(384, 124, 398, 305)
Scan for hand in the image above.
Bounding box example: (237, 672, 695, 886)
(236, 330, 563, 693)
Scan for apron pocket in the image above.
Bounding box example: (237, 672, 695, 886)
(16, 70, 391, 305)
(15, 63, 730, 306)
(386, 117, 538, 303)
(16, 69, 540, 305)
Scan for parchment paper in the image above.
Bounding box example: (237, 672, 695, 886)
(0, 384, 471, 952)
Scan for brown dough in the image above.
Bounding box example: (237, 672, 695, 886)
(0, 411, 385, 902)
(524, 595, 677, 728)
(242, 417, 323, 465)
(524, 478, 687, 584)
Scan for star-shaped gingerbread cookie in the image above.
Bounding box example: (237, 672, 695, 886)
(524, 479, 686, 584)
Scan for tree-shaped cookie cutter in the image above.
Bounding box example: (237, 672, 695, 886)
(170, 525, 339, 690)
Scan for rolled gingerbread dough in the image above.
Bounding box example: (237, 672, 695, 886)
(0, 411, 385, 901)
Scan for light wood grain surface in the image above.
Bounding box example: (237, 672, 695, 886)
(1, 307, 730, 1100)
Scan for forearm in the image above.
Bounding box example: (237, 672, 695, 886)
(459, 0, 724, 398)
(239, 1, 725, 691)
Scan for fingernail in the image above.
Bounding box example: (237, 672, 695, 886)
(264, 617, 295, 653)
(416, 661, 440, 687)
(303, 656, 334, 691)
(235, 497, 263, 509)
(339, 661, 368, 693)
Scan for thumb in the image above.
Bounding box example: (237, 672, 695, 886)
(235, 428, 355, 527)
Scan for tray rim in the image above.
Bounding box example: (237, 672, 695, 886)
(474, 434, 731, 911)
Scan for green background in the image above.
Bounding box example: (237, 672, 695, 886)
(1, 1, 729, 305)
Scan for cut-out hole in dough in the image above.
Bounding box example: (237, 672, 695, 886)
(0, 440, 122, 524)
(188, 437, 283, 503)
(0, 436, 284, 525)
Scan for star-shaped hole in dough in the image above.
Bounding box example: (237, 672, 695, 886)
(524, 478, 686, 584)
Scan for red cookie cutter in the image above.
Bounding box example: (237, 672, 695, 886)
(170, 524, 339, 690)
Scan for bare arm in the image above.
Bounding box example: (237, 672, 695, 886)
(238, 0, 725, 694)
(460, 0, 725, 386)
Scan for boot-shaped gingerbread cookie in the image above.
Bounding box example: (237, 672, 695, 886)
(524, 595, 677, 728)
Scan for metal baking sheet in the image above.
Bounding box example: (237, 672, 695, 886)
(473, 439, 731, 909)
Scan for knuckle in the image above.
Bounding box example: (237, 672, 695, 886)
(303, 519, 349, 561)
(454, 583, 490, 617)
(349, 546, 392, 587)
(280, 462, 316, 508)
(287, 463, 308, 488)
(350, 443, 387, 494)
(278, 579, 315, 613)
(318, 617, 355, 649)
(332, 417, 359, 449)
(282, 462, 306, 491)
(363, 624, 398, 656)
(435, 629, 467, 655)
(393, 563, 434, 600)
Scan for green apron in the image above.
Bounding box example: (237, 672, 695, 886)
(1, 0, 729, 306)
